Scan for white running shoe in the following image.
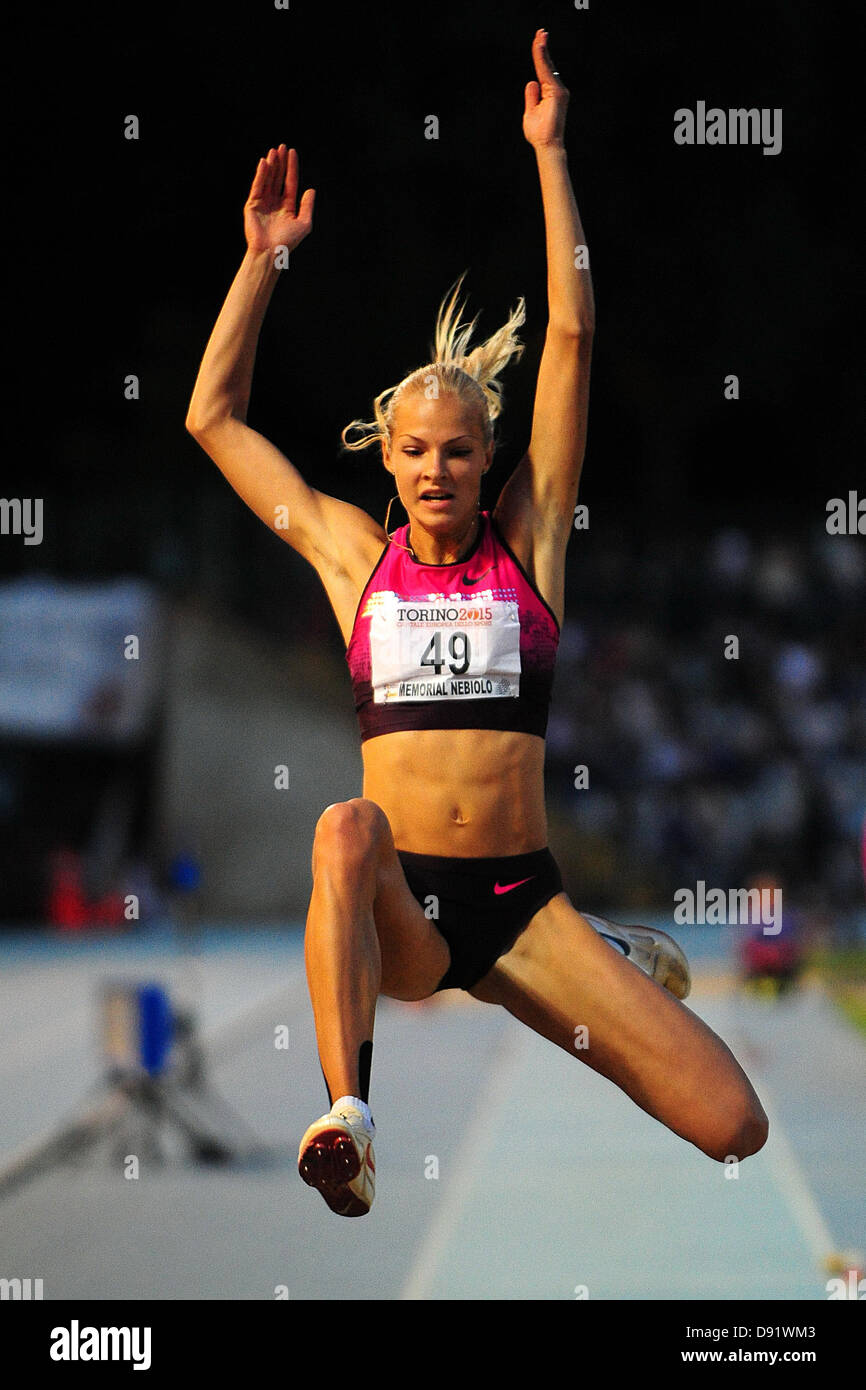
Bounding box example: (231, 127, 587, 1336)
(297, 1102, 376, 1218)
(582, 912, 692, 1000)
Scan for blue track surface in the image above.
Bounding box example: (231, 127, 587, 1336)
(0, 922, 863, 1299)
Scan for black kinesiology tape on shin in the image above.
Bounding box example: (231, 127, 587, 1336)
(358, 1041, 373, 1104)
(319, 1046, 372, 1109)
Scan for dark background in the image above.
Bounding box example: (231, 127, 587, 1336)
(10, 0, 856, 607)
(3, 0, 862, 920)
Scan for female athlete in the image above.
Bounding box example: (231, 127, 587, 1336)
(186, 30, 768, 1217)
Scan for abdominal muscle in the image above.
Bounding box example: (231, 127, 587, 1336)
(360, 728, 549, 858)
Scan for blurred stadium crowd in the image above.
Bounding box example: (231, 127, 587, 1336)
(1, 519, 863, 932)
(545, 524, 865, 920)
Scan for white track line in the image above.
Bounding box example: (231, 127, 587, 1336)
(756, 1081, 839, 1267)
(400, 1017, 531, 1300)
(402, 987, 843, 1297)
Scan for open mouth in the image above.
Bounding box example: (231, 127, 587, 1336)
(419, 491, 454, 502)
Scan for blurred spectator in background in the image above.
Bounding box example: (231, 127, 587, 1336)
(737, 871, 805, 994)
(1, 523, 863, 934)
(546, 523, 866, 924)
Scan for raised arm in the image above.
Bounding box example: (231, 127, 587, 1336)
(186, 145, 385, 639)
(493, 31, 595, 622)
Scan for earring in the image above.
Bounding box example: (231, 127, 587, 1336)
(384, 494, 415, 555)
(384, 493, 402, 537)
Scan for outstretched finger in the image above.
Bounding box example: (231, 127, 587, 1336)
(248, 156, 269, 202)
(265, 146, 281, 201)
(532, 28, 561, 85)
(283, 146, 299, 212)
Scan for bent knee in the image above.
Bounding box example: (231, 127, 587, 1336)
(312, 797, 390, 871)
(702, 1097, 769, 1164)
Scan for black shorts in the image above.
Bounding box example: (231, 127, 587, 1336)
(395, 847, 564, 992)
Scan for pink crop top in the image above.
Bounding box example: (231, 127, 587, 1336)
(346, 510, 560, 742)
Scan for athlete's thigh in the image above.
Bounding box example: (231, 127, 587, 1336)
(368, 821, 450, 1002)
(468, 892, 762, 1153)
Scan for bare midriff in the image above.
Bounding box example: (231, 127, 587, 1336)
(361, 727, 548, 858)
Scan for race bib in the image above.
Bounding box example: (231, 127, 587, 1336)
(370, 594, 521, 702)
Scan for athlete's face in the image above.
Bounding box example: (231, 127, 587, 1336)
(383, 393, 492, 534)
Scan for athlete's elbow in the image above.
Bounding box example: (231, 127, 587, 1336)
(547, 315, 595, 342)
(185, 406, 213, 437)
(186, 411, 221, 438)
(186, 395, 242, 437)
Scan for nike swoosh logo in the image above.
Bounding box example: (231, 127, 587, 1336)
(461, 566, 492, 586)
(494, 876, 536, 894)
(599, 931, 631, 958)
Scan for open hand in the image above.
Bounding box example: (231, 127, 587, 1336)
(244, 145, 315, 256)
(523, 29, 569, 149)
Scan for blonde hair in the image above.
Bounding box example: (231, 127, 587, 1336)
(340, 271, 526, 454)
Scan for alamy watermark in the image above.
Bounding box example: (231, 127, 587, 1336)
(1, 1276, 44, 1300)
(50, 1321, 151, 1370)
(674, 103, 782, 156)
(826, 491, 865, 534)
(0, 497, 42, 545)
(674, 881, 782, 934)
